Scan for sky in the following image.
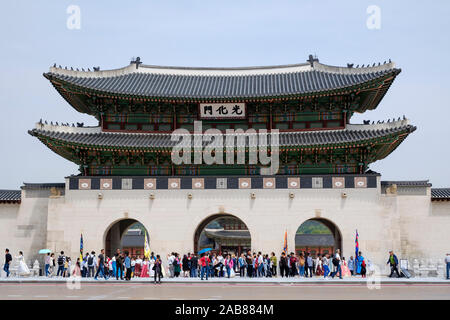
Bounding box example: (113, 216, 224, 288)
(0, 0, 449, 189)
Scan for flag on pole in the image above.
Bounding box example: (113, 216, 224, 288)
(79, 233, 83, 262)
(144, 231, 150, 258)
(355, 229, 359, 258)
(283, 230, 288, 254)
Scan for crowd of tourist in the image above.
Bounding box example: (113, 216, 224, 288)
(2, 247, 380, 282)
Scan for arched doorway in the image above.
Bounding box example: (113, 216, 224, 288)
(295, 218, 342, 258)
(104, 219, 149, 258)
(194, 214, 251, 256)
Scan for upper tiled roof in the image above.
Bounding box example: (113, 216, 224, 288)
(431, 188, 450, 200)
(29, 119, 415, 150)
(44, 58, 399, 100)
(0, 190, 21, 203)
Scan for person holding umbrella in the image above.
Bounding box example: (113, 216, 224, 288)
(199, 250, 211, 280)
(38, 249, 52, 277)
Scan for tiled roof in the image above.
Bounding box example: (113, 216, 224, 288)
(205, 229, 250, 239)
(122, 234, 144, 247)
(29, 120, 415, 150)
(295, 234, 335, 247)
(44, 60, 399, 100)
(431, 188, 450, 200)
(0, 190, 21, 203)
(381, 180, 432, 187)
(21, 183, 65, 190)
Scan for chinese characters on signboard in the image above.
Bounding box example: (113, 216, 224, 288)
(199, 103, 246, 119)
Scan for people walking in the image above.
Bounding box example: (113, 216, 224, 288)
(387, 251, 400, 278)
(279, 252, 288, 277)
(87, 251, 96, 277)
(200, 253, 210, 280)
(44, 252, 51, 277)
(341, 257, 351, 277)
(140, 257, 149, 277)
(298, 253, 305, 277)
(168, 252, 175, 278)
(124, 251, 132, 281)
(331, 249, 342, 279)
(115, 250, 124, 280)
(445, 253, 450, 280)
(190, 254, 198, 278)
(182, 254, 190, 277)
(356, 251, 364, 275)
(17, 251, 31, 277)
(153, 255, 162, 283)
(323, 254, 330, 278)
(3, 249, 12, 277)
(306, 253, 314, 278)
(270, 252, 277, 277)
(94, 249, 108, 280)
(348, 256, 355, 276)
(57, 251, 66, 277)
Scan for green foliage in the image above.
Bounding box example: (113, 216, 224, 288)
(296, 220, 331, 234)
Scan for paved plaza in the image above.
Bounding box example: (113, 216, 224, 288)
(0, 281, 449, 300)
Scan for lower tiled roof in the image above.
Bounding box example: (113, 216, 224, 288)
(0, 190, 21, 203)
(431, 188, 450, 200)
(29, 123, 415, 150)
(381, 180, 432, 187)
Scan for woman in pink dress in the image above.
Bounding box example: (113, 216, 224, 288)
(134, 256, 142, 277)
(140, 257, 150, 278)
(341, 257, 352, 277)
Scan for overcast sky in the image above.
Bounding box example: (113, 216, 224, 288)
(1, 1, 449, 189)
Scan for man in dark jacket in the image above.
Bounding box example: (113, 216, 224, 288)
(4, 249, 12, 277)
(190, 254, 198, 278)
(115, 249, 124, 280)
(387, 251, 400, 277)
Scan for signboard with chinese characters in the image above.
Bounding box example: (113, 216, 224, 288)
(199, 103, 246, 119)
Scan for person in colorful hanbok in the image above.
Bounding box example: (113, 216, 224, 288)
(141, 257, 150, 278)
(149, 255, 156, 277)
(341, 257, 351, 277)
(134, 255, 142, 277)
(315, 256, 324, 276)
(72, 258, 82, 277)
(356, 252, 365, 275)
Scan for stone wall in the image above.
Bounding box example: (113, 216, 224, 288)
(1, 177, 449, 276)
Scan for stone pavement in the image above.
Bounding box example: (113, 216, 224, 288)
(0, 275, 448, 284)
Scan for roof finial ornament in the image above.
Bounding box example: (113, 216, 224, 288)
(93, 66, 100, 71)
(403, 115, 406, 120)
(131, 56, 142, 69)
(53, 63, 56, 67)
(389, 59, 392, 63)
(307, 54, 318, 67)
(347, 63, 354, 68)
